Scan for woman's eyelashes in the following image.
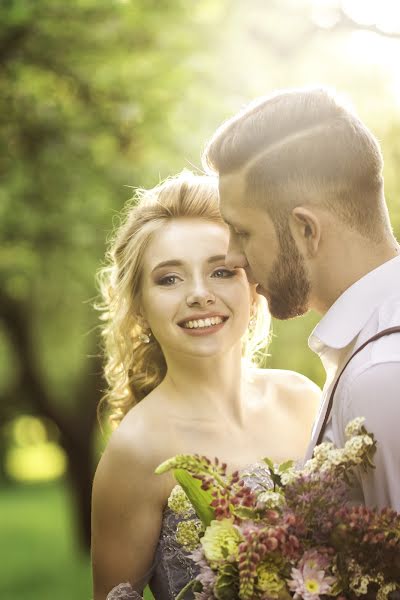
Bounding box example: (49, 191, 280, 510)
(156, 267, 236, 286)
(211, 268, 236, 278)
(157, 274, 182, 286)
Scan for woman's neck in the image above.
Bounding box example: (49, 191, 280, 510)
(159, 344, 247, 428)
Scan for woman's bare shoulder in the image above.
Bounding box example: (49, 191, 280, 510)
(91, 400, 175, 598)
(93, 400, 175, 505)
(249, 366, 321, 403)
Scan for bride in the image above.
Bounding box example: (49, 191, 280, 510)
(91, 171, 319, 599)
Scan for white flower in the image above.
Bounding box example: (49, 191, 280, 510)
(343, 435, 372, 463)
(326, 448, 345, 467)
(345, 417, 365, 438)
(281, 470, 297, 485)
(303, 458, 319, 474)
(257, 490, 284, 509)
(313, 442, 334, 463)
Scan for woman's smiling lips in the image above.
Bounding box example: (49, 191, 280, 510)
(177, 313, 229, 336)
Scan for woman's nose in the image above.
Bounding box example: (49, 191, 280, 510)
(186, 281, 216, 308)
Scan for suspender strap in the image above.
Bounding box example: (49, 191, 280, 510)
(316, 326, 400, 446)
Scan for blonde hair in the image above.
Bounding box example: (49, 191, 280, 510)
(97, 171, 270, 426)
(203, 87, 391, 242)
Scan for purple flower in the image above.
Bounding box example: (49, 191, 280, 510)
(190, 547, 217, 600)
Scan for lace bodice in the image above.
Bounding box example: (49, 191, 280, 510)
(150, 462, 273, 599)
(149, 503, 200, 599)
(107, 462, 272, 600)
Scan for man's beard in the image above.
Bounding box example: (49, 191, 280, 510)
(266, 226, 311, 320)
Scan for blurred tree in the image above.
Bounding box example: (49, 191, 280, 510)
(0, 0, 197, 551)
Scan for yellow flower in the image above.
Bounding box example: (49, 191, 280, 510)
(256, 563, 287, 597)
(201, 519, 241, 564)
(305, 578, 320, 594)
(176, 519, 203, 551)
(167, 485, 193, 516)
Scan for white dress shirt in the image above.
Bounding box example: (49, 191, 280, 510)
(305, 254, 400, 510)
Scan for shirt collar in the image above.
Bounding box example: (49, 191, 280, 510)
(309, 254, 400, 353)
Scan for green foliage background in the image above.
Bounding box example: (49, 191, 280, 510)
(1, 0, 400, 598)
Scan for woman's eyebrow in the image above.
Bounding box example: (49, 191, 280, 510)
(151, 259, 183, 273)
(151, 254, 227, 274)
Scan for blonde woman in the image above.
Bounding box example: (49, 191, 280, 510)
(91, 172, 319, 600)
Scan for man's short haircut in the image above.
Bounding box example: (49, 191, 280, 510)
(203, 87, 391, 241)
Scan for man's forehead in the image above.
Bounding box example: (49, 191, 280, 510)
(219, 171, 246, 198)
(219, 171, 247, 215)
(219, 171, 274, 233)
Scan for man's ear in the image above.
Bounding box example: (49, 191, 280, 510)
(290, 206, 321, 257)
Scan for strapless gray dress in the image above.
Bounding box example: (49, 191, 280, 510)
(106, 463, 271, 600)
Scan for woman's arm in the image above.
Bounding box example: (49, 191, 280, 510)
(91, 430, 168, 600)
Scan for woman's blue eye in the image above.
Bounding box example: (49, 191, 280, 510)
(212, 268, 235, 278)
(158, 275, 179, 286)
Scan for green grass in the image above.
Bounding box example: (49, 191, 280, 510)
(0, 481, 91, 600)
(0, 481, 155, 600)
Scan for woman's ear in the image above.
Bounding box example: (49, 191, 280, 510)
(136, 304, 149, 331)
(290, 206, 321, 257)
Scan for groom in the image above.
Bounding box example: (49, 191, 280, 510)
(203, 87, 400, 510)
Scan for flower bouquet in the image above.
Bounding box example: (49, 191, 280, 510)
(156, 418, 400, 600)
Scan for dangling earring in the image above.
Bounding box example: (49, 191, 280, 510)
(138, 330, 152, 344)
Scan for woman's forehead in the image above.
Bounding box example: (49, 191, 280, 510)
(143, 219, 229, 271)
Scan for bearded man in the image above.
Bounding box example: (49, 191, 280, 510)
(203, 87, 400, 510)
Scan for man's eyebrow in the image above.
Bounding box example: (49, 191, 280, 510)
(220, 213, 234, 228)
(221, 214, 244, 231)
(151, 255, 227, 274)
(226, 221, 245, 232)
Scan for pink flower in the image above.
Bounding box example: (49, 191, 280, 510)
(298, 549, 331, 571)
(288, 564, 336, 600)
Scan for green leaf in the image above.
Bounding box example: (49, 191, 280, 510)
(175, 578, 202, 600)
(214, 563, 239, 600)
(278, 460, 294, 473)
(232, 505, 259, 520)
(262, 457, 275, 471)
(174, 469, 215, 527)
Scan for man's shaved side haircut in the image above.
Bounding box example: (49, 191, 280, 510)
(203, 87, 391, 242)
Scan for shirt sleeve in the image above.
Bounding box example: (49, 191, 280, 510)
(338, 361, 400, 511)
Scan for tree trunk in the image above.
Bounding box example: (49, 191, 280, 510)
(0, 289, 102, 553)
(63, 431, 96, 552)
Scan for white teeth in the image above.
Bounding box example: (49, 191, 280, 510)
(182, 316, 224, 329)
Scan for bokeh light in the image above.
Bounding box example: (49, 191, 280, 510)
(5, 416, 67, 483)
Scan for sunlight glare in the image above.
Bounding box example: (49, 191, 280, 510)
(311, 0, 341, 28)
(342, 0, 400, 33)
(345, 30, 400, 69)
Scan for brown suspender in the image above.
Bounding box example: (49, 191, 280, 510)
(316, 326, 400, 446)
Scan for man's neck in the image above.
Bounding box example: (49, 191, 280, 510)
(313, 238, 400, 315)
